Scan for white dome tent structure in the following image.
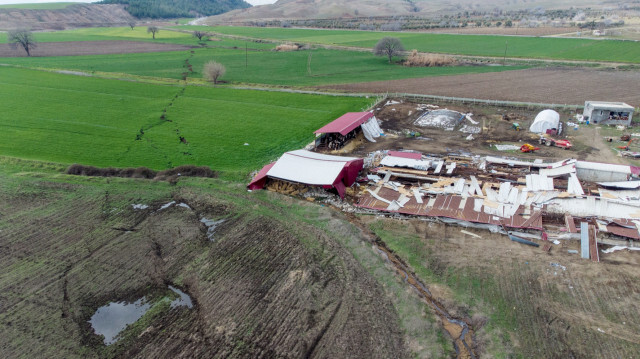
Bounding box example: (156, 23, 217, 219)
(529, 109, 560, 134)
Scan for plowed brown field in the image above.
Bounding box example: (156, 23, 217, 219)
(0, 174, 407, 358)
(323, 68, 640, 105)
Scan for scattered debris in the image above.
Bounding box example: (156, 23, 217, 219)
(550, 262, 567, 271)
(601, 246, 640, 254)
(461, 230, 481, 238)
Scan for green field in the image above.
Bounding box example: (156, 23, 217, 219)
(0, 2, 75, 9)
(192, 26, 640, 63)
(0, 67, 371, 174)
(0, 46, 527, 86)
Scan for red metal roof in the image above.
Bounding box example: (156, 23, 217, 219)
(356, 188, 543, 229)
(387, 151, 422, 160)
(314, 112, 374, 136)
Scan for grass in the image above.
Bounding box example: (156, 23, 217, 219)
(0, 46, 528, 86)
(0, 66, 371, 175)
(0, 157, 447, 358)
(192, 26, 640, 64)
(368, 219, 517, 358)
(0, 2, 76, 9)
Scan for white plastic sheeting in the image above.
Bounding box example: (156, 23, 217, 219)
(361, 116, 384, 142)
(529, 109, 560, 133)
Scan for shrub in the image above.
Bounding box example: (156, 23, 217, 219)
(404, 50, 456, 67)
(65, 164, 216, 180)
(275, 43, 300, 51)
(203, 60, 226, 84)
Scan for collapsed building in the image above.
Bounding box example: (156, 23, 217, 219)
(355, 151, 640, 257)
(248, 109, 640, 258)
(247, 149, 363, 198)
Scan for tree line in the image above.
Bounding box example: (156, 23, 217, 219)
(99, 0, 251, 19)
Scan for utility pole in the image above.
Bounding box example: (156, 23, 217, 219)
(503, 40, 508, 66)
(307, 50, 312, 76)
(245, 44, 248, 68)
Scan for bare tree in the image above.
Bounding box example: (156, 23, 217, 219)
(8, 29, 36, 57)
(373, 37, 405, 64)
(147, 26, 159, 39)
(203, 60, 226, 84)
(128, 21, 136, 30)
(193, 30, 207, 41)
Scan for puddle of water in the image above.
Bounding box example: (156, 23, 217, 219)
(200, 217, 225, 241)
(159, 201, 176, 210)
(89, 298, 151, 345)
(131, 204, 149, 210)
(168, 285, 193, 309)
(177, 203, 191, 209)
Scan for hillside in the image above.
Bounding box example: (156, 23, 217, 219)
(0, 160, 414, 358)
(100, 0, 251, 19)
(0, 4, 134, 31)
(203, 0, 607, 22)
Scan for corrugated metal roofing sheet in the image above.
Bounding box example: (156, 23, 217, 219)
(314, 112, 374, 136)
(356, 188, 543, 229)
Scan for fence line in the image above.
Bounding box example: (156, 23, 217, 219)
(391, 92, 583, 110)
(227, 86, 583, 110)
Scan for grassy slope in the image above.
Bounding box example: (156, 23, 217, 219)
(0, 157, 444, 358)
(200, 26, 640, 63)
(0, 67, 371, 173)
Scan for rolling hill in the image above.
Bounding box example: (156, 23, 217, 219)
(0, 4, 135, 31)
(203, 0, 608, 22)
(100, 0, 251, 19)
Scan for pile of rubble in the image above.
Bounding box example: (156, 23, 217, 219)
(354, 150, 640, 257)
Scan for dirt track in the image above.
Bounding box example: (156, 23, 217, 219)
(0, 41, 195, 57)
(322, 68, 640, 105)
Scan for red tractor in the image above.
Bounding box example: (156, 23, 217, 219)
(539, 137, 572, 150)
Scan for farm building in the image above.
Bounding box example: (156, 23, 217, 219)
(314, 112, 382, 150)
(583, 101, 634, 126)
(247, 150, 363, 198)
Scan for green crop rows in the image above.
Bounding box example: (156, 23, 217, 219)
(0, 67, 371, 174)
(201, 26, 640, 63)
(0, 46, 527, 86)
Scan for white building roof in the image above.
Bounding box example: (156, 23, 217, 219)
(266, 150, 358, 186)
(586, 101, 634, 110)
